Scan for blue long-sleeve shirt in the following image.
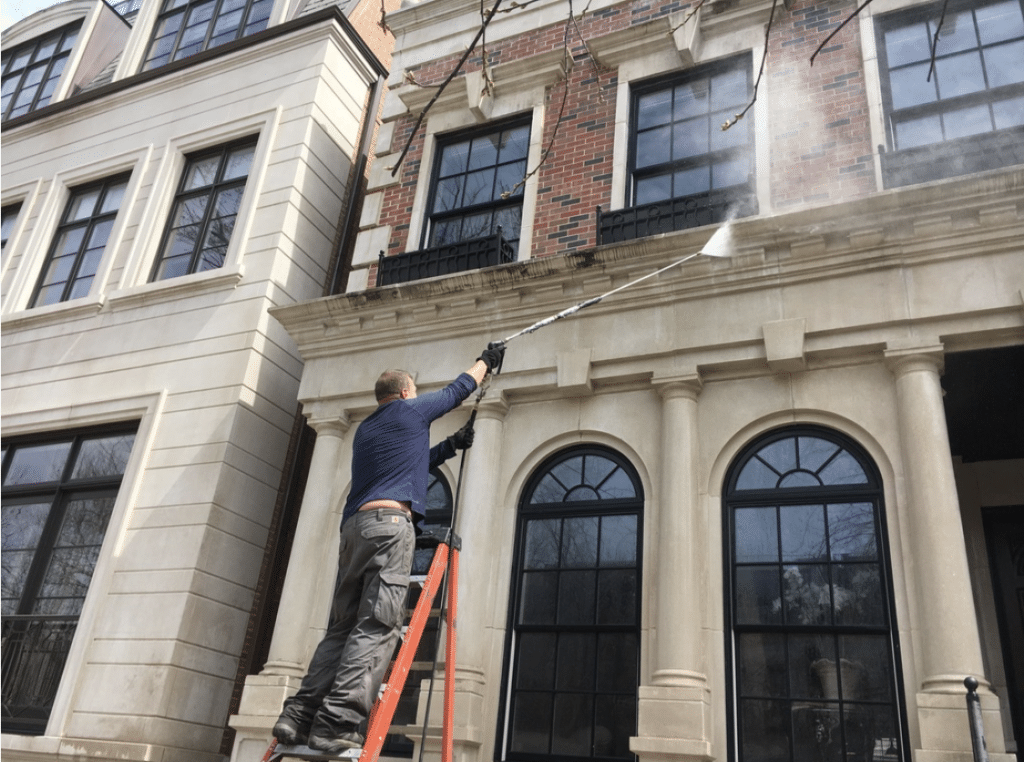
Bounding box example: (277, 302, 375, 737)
(341, 372, 477, 525)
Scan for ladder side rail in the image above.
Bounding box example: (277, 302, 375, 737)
(361, 542, 451, 762)
(441, 546, 459, 762)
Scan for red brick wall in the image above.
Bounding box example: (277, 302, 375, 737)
(375, 0, 877, 271)
(766, 0, 875, 208)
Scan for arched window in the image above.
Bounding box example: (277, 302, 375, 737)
(502, 447, 643, 761)
(724, 427, 907, 762)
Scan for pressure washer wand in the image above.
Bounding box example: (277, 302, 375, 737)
(488, 223, 734, 354)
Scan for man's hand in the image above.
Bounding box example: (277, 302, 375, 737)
(448, 421, 475, 450)
(478, 344, 505, 374)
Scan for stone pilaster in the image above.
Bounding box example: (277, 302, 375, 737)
(632, 377, 712, 762)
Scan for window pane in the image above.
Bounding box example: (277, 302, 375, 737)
(556, 633, 595, 690)
(593, 694, 635, 757)
(759, 438, 798, 475)
(495, 160, 526, 197)
(562, 516, 598, 567)
(827, 503, 877, 560)
(798, 437, 839, 472)
(439, 141, 470, 177)
(635, 125, 671, 168)
(433, 176, 463, 213)
(530, 473, 566, 503)
(597, 568, 635, 625)
(673, 116, 709, 159)
(557, 570, 595, 625)
(674, 166, 711, 197)
(637, 89, 673, 130)
(894, 113, 943, 149)
(4, 442, 71, 484)
(1, 502, 52, 607)
(599, 514, 636, 566)
(500, 125, 530, 161)
(635, 173, 673, 205)
(833, 564, 884, 625)
(890, 63, 937, 109)
(840, 634, 893, 702)
(72, 434, 134, 479)
(740, 699, 791, 762)
(468, 133, 500, 170)
(551, 693, 593, 756)
(551, 456, 584, 489)
(818, 450, 867, 484)
(735, 507, 778, 563)
(934, 51, 986, 99)
(781, 564, 832, 626)
(184, 155, 221, 190)
(711, 67, 747, 110)
(511, 692, 552, 753)
(931, 10, 978, 56)
(994, 95, 1024, 127)
(67, 188, 101, 221)
(977, 0, 1024, 44)
(884, 22, 931, 66)
(735, 565, 782, 625)
(515, 632, 556, 689)
(780, 505, 826, 562)
(596, 632, 637, 692)
(712, 156, 749, 188)
(738, 632, 787, 697)
(984, 40, 1024, 87)
(519, 570, 558, 624)
(223, 144, 255, 180)
(100, 180, 129, 214)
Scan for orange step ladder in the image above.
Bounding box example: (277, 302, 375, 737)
(261, 529, 461, 762)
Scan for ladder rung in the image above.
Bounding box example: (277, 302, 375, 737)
(269, 743, 361, 761)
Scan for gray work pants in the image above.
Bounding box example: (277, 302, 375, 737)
(281, 507, 415, 735)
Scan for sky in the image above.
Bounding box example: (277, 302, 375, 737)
(2, 0, 64, 31)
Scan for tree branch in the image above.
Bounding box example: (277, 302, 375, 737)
(722, 0, 778, 131)
(926, 0, 950, 82)
(810, 0, 875, 65)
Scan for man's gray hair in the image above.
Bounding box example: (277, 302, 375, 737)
(375, 369, 413, 402)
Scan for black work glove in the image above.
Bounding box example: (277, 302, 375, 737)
(478, 344, 506, 374)
(448, 421, 475, 450)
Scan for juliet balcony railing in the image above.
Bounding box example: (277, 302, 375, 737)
(376, 229, 516, 287)
(2, 614, 78, 735)
(597, 185, 757, 246)
(880, 125, 1024, 190)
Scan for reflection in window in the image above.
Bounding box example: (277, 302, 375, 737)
(151, 138, 256, 281)
(1, 22, 81, 121)
(1, 425, 137, 735)
(31, 174, 130, 307)
(877, 0, 1024, 150)
(142, 0, 273, 71)
(726, 428, 905, 762)
(505, 447, 642, 761)
(631, 54, 754, 211)
(426, 121, 530, 256)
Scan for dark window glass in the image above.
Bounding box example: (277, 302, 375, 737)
(877, 0, 1024, 149)
(2, 203, 22, 254)
(151, 139, 256, 281)
(725, 428, 906, 762)
(505, 447, 642, 761)
(631, 55, 754, 208)
(141, 0, 272, 70)
(1, 425, 137, 735)
(30, 174, 130, 308)
(1, 22, 81, 121)
(425, 121, 530, 256)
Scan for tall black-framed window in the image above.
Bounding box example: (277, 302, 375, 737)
(1, 424, 138, 735)
(30, 174, 130, 308)
(425, 120, 530, 257)
(151, 137, 256, 281)
(876, 0, 1024, 187)
(142, 0, 273, 71)
(724, 427, 907, 762)
(502, 446, 643, 761)
(1, 21, 81, 121)
(629, 53, 755, 215)
(2, 202, 22, 255)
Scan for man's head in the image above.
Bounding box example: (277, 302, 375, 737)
(375, 369, 416, 403)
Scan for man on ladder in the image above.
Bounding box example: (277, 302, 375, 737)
(272, 346, 505, 754)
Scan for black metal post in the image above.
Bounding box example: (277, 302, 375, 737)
(965, 676, 990, 762)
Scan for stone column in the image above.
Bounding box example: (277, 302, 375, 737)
(887, 348, 1011, 760)
(633, 377, 712, 762)
(229, 407, 350, 762)
(423, 394, 508, 762)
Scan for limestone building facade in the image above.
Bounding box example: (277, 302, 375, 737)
(238, 0, 1024, 761)
(0, 0, 392, 758)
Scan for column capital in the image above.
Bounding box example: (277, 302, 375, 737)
(474, 391, 510, 422)
(653, 374, 702, 400)
(303, 401, 351, 436)
(884, 343, 945, 377)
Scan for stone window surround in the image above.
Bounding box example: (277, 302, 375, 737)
(0, 107, 280, 326)
(0, 390, 166, 746)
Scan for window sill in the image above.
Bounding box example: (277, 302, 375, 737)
(106, 264, 245, 310)
(1, 296, 105, 333)
(881, 126, 1024, 190)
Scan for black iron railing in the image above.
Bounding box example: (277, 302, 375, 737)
(597, 186, 757, 246)
(881, 126, 1024, 189)
(2, 615, 78, 735)
(376, 230, 515, 287)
